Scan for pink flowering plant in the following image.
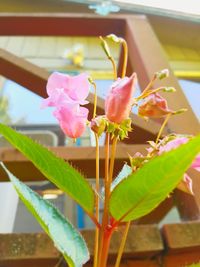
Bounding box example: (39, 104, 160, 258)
(0, 34, 200, 267)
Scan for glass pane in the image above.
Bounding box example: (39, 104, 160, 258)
(179, 79, 200, 121)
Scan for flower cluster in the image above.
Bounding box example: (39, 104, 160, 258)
(41, 35, 196, 198)
(130, 136, 200, 195)
(158, 136, 200, 194)
(41, 72, 90, 138)
(42, 71, 138, 139)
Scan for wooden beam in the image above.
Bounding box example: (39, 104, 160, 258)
(0, 225, 163, 266)
(0, 144, 147, 181)
(125, 16, 200, 135)
(162, 222, 200, 266)
(163, 221, 200, 252)
(174, 168, 200, 221)
(0, 48, 48, 97)
(0, 13, 126, 37)
(1, 222, 200, 266)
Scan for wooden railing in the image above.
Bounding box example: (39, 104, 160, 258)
(1, 222, 200, 266)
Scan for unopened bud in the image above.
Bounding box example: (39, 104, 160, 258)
(106, 34, 123, 43)
(173, 108, 187, 115)
(88, 76, 95, 86)
(163, 87, 176, 93)
(155, 69, 169, 80)
(100, 36, 111, 58)
(91, 116, 107, 136)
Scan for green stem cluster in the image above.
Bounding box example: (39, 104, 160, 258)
(92, 36, 130, 267)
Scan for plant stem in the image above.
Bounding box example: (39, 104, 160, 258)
(109, 136, 118, 189)
(92, 81, 97, 119)
(98, 136, 118, 266)
(136, 74, 157, 101)
(104, 132, 110, 223)
(109, 56, 117, 80)
(93, 134, 100, 267)
(121, 40, 128, 78)
(114, 221, 131, 267)
(156, 113, 172, 145)
(143, 74, 157, 94)
(98, 133, 110, 266)
(136, 86, 168, 101)
(98, 227, 113, 267)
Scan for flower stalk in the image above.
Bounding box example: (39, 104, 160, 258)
(100, 36, 117, 80)
(121, 39, 128, 78)
(114, 221, 131, 267)
(156, 113, 172, 144)
(97, 132, 110, 266)
(88, 77, 98, 119)
(93, 133, 100, 267)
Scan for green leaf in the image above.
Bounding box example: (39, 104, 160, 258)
(0, 123, 94, 214)
(1, 163, 89, 267)
(109, 135, 200, 222)
(185, 263, 200, 267)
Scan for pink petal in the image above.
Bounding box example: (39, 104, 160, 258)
(46, 72, 90, 104)
(41, 88, 72, 108)
(65, 73, 90, 102)
(191, 154, 200, 172)
(46, 72, 69, 96)
(53, 105, 88, 138)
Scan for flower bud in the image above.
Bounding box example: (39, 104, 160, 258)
(138, 93, 174, 118)
(91, 116, 107, 136)
(155, 69, 169, 80)
(163, 87, 176, 93)
(100, 36, 111, 59)
(106, 34, 123, 43)
(105, 73, 137, 124)
(173, 108, 187, 115)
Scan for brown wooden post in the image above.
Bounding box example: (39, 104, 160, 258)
(162, 222, 200, 266)
(124, 15, 200, 221)
(0, 144, 147, 181)
(125, 15, 200, 135)
(0, 226, 163, 267)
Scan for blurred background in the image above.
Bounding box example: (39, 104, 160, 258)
(0, 0, 199, 234)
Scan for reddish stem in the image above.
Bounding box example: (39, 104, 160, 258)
(98, 227, 113, 267)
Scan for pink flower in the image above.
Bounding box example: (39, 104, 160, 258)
(41, 72, 90, 108)
(105, 73, 137, 124)
(42, 72, 90, 138)
(138, 93, 173, 118)
(191, 154, 200, 171)
(159, 137, 200, 195)
(54, 104, 89, 139)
